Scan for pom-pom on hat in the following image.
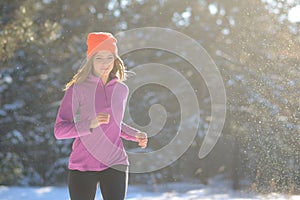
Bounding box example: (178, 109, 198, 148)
(86, 32, 118, 59)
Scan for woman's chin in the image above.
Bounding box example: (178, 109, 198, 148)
(93, 70, 107, 76)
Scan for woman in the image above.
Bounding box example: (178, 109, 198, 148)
(54, 32, 147, 200)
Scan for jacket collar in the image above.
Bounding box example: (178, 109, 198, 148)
(88, 73, 118, 86)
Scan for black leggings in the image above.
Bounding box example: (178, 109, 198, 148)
(68, 165, 128, 200)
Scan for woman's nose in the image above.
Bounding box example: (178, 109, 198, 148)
(101, 59, 113, 64)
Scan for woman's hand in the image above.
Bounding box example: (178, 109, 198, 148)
(135, 132, 148, 148)
(90, 113, 110, 129)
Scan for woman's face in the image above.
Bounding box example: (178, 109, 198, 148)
(92, 51, 114, 77)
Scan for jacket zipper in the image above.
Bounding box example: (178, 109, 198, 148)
(102, 76, 115, 107)
(103, 84, 108, 107)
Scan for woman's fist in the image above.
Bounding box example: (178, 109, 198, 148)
(135, 132, 148, 148)
(90, 113, 110, 129)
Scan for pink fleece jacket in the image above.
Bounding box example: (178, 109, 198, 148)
(54, 74, 139, 171)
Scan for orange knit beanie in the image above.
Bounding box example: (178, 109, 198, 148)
(86, 32, 118, 59)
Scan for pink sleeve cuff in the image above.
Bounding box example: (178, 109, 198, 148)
(120, 122, 139, 142)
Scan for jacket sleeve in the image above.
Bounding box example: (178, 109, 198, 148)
(120, 122, 139, 142)
(54, 85, 92, 139)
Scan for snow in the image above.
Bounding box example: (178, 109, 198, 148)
(3, 100, 25, 111)
(288, 5, 300, 23)
(1, 177, 299, 200)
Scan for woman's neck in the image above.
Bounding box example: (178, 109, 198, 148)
(101, 74, 109, 85)
(92, 70, 110, 85)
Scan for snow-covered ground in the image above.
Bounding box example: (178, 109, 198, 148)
(1, 177, 299, 200)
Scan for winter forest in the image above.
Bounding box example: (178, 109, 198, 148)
(0, 0, 300, 199)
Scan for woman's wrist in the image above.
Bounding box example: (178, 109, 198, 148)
(135, 132, 147, 138)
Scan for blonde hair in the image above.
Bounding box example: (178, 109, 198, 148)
(64, 55, 126, 91)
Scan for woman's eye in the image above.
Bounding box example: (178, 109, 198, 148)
(96, 57, 113, 60)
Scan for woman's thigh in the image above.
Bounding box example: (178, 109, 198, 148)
(99, 165, 128, 200)
(68, 170, 99, 200)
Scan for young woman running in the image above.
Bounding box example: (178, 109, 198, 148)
(54, 32, 147, 200)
